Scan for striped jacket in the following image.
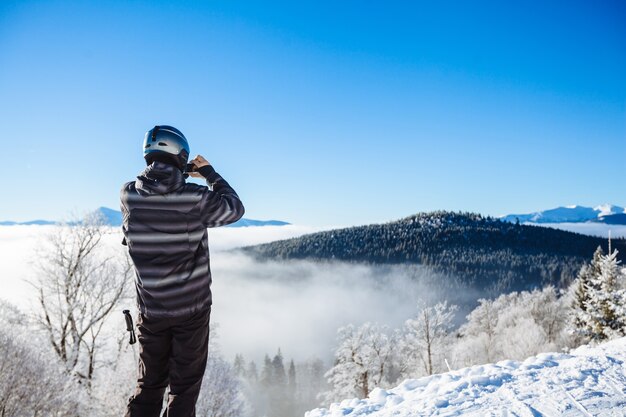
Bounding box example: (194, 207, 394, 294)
(120, 161, 244, 319)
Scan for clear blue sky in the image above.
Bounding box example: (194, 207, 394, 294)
(1, 0, 624, 226)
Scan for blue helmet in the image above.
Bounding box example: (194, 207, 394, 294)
(143, 125, 190, 170)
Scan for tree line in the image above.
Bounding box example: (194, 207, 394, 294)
(242, 210, 626, 293)
(230, 349, 328, 417)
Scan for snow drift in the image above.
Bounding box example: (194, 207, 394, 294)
(307, 337, 626, 416)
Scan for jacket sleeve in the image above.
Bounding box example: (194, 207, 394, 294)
(197, 165, 245, 228)
(120, 182, 131, 246)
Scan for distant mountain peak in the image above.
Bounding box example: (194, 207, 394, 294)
(594, 203, 625, 216)
(501, 204, 626, 225)
(1, 207, 290, 228)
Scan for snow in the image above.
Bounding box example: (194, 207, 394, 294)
(594, 204, 626, 217)
(501, 204, 626, 225)
(307, 337, 626, 417)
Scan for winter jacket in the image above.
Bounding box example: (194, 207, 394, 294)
(120, 161, 245, 319)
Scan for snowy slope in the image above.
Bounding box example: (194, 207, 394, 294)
(307, 337, 626, 417)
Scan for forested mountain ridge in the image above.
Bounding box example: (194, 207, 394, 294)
(240, 211, 626, 293)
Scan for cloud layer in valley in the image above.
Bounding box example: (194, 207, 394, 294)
(0, 224, 481, 364)
(209, 251, 480, 363)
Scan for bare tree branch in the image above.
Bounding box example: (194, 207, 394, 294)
(30, 213, 132, 388)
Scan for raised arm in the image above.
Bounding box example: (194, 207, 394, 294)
(191, 157, 245, 228)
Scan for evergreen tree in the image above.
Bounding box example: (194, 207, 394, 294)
(272, 348, 287, 387)
(570, 247, 603, 338)
(260, 354, 273, 387)
(570, 245, 626, 343)
(233, 354, 246, 378)
(246, 360, 258, 383)
(288, 359, 297, 392)
(286, 359, 297, 417)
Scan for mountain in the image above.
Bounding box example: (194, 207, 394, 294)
(595, 213, 626, 225)
(0, 207, 289, 228)
(0, 219, 56, 226)
(501, 204, 626, 225)
(96, 207, 123, 226)
(228, 218, 289, 227)
(306, 336, 626, 417)
(241, 211, 626, 294)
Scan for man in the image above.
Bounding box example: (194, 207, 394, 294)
(120, 125, 245, 417)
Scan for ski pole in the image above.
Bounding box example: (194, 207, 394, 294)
(123, 310, 137, 345)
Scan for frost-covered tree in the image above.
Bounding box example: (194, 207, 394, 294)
(570, 247, 603, 337)
(30, 215, 132, 386)
(526, 285, 570, 345)
(88, 327, 138, 417)
(400, 300, 458, 377)
(455, 295, 503, 365)
(454, 287, 570, 367)
(496, 315, 552, 360)
(323, 322, 393, 402)
(570, 246, 626, 343)
(196, 356, 250, 417)
(0, 300, 86, 416)
(494, 287, 572, 359)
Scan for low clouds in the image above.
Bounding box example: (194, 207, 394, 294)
(0, 224, 480, 364)
(210, 251, 480, 363)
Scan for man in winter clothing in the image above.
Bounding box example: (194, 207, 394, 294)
(121, 125, 245, 417)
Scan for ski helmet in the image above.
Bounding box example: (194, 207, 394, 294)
(143, 125, 190, 170)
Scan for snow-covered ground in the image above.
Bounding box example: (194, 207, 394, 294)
(307, 337, 626, 417)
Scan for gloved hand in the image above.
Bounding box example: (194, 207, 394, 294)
(188, 155, 211, 178)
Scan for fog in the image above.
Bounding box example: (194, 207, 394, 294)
(0, 224, 485, 365)
(210, 251, 480, 363)
(4, 221, 620, 365)
(0, 224, 326, 311)
(533, 222, 626, 239)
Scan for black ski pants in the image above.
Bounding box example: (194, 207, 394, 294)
(125, 306, 211, 417)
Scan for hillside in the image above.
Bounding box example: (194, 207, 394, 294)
(306, 337, 626, 417)
(241, 211, 626, 293)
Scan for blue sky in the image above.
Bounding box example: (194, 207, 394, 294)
(1, 0, 624, 226)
